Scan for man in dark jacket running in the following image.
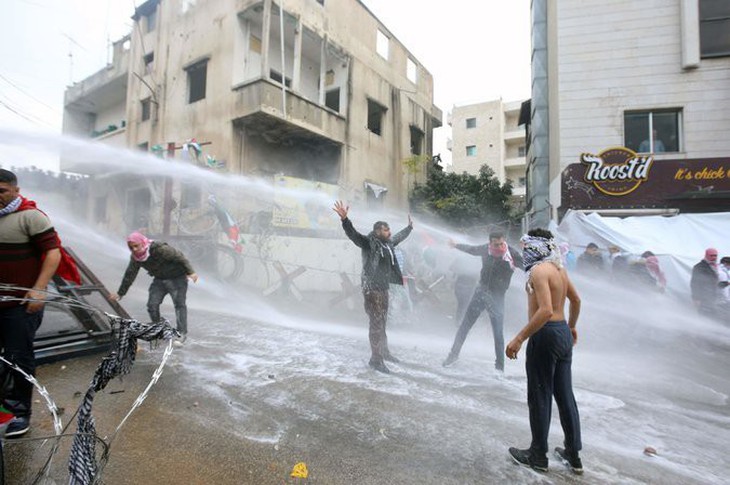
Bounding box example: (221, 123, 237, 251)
(333, 200, 413, 374)
(443, 231, 523, 371)
(110, 232, 198, 341)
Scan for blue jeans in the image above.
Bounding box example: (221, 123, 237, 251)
(526, 321, 582, 457)
(0, 305, 43, 418)
(147, 276, 188, 334)
(448, 286, 505, 370)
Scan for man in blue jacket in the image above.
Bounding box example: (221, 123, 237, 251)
(333, 201, 413, 373)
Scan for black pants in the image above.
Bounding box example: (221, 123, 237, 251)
(147, 276, 188, 334)
(448, 286, 505, 370)
(0, 305, 43, 418)
(363, 289, 391, 364)
(526, 321, 582, 457)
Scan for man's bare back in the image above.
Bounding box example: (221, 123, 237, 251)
(507, 261, 581, 359)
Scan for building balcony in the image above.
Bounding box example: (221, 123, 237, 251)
(504, 128, 526, 142)
(504, 157, 526, 168)
(65, 36, 129, 110)
(511, 186, 527, 197)
(231, 78, 346, 145)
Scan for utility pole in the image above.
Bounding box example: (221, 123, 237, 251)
(160, 140, 213, 237)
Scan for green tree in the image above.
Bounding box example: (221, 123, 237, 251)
(410, 165, 514, 228)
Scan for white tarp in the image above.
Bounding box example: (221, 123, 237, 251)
(554, 210, 730, 295)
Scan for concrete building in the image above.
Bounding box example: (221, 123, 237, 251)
(448, 99, 527, 203)
(525, 0, 730, 227)
(62, 0, 442, 235)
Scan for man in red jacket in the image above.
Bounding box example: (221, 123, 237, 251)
(0, 169, 63, 437)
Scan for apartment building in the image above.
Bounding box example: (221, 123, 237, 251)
(62, 0, 442, 234)
(525, 0, 730, 227)
(448, 99, 527, 204)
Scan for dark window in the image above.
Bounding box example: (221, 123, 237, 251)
(143, 52, 154, 74)
(138, 142, 149, 151)
(518, 145, 526, 157)
(624, 109, 682, 153)
(410, 126, 424, 155)
(700, 0, 730, 58)
(269, 69, 291, 88)
(466, 117, 476, 129)
(466, 145, 477, 157)
(325, 88, 340, 112)
(366, 184, 386, 208)
(316, 0, 324, 4)
(141, 98, 151, 121)
(367, 99, 387, 135)
(187, 60, 208, 103)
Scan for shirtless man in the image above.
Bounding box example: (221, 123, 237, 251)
(506, 228, 583, 475)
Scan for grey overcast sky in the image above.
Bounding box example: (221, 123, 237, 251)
(0, 0, 531, 170)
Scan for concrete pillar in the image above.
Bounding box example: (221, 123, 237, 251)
(261, 0, 272, 79)
(292, 16, 302, 91)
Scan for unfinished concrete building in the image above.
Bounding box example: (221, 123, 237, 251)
(62, 0, 442, 236)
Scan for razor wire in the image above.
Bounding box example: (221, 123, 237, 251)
(0, 286, 177, 485)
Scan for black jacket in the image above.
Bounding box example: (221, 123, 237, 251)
(454, 243, 523, 296)
(341, 218, 413, 291)
(690, 259, 718, 305)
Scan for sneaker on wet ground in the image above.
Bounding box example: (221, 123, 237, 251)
(509, 447, 548, 472)
(368, 361, 391, 374)
(555, 447, 583, 475)
(442, 353, 458, 367)
(5, 416, 30, 438)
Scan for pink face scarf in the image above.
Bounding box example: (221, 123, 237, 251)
(488, 241, 508, 258)
(127, 232, 152, 262)
(489, 241, 515, 269)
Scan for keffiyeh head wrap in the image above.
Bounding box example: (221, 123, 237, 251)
(521, 234, 562, 277)
(0, 196, 21, 217)
(127, 231, 153, 262)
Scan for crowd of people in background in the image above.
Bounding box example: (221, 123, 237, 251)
(566, 242, 667, 293)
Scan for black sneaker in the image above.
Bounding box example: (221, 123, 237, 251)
(442, 353, 458, 367)
(5, 416, 30, 438)
(555, 447, 583, 475)
(509, 447, 548, 472)
(369, 361, 391, 374)
(383, 354, 400, 364)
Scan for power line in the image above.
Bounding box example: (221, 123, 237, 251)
(0, 99, 56, 129)
(0, 73, 60, 114)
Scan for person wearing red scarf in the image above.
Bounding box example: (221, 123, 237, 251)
(442, 231, 524, 372)
(0, 169, 76, 437)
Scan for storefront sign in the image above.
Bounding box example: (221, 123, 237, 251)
(562, 150, 730, 212)
(580, 147, 653, 196)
